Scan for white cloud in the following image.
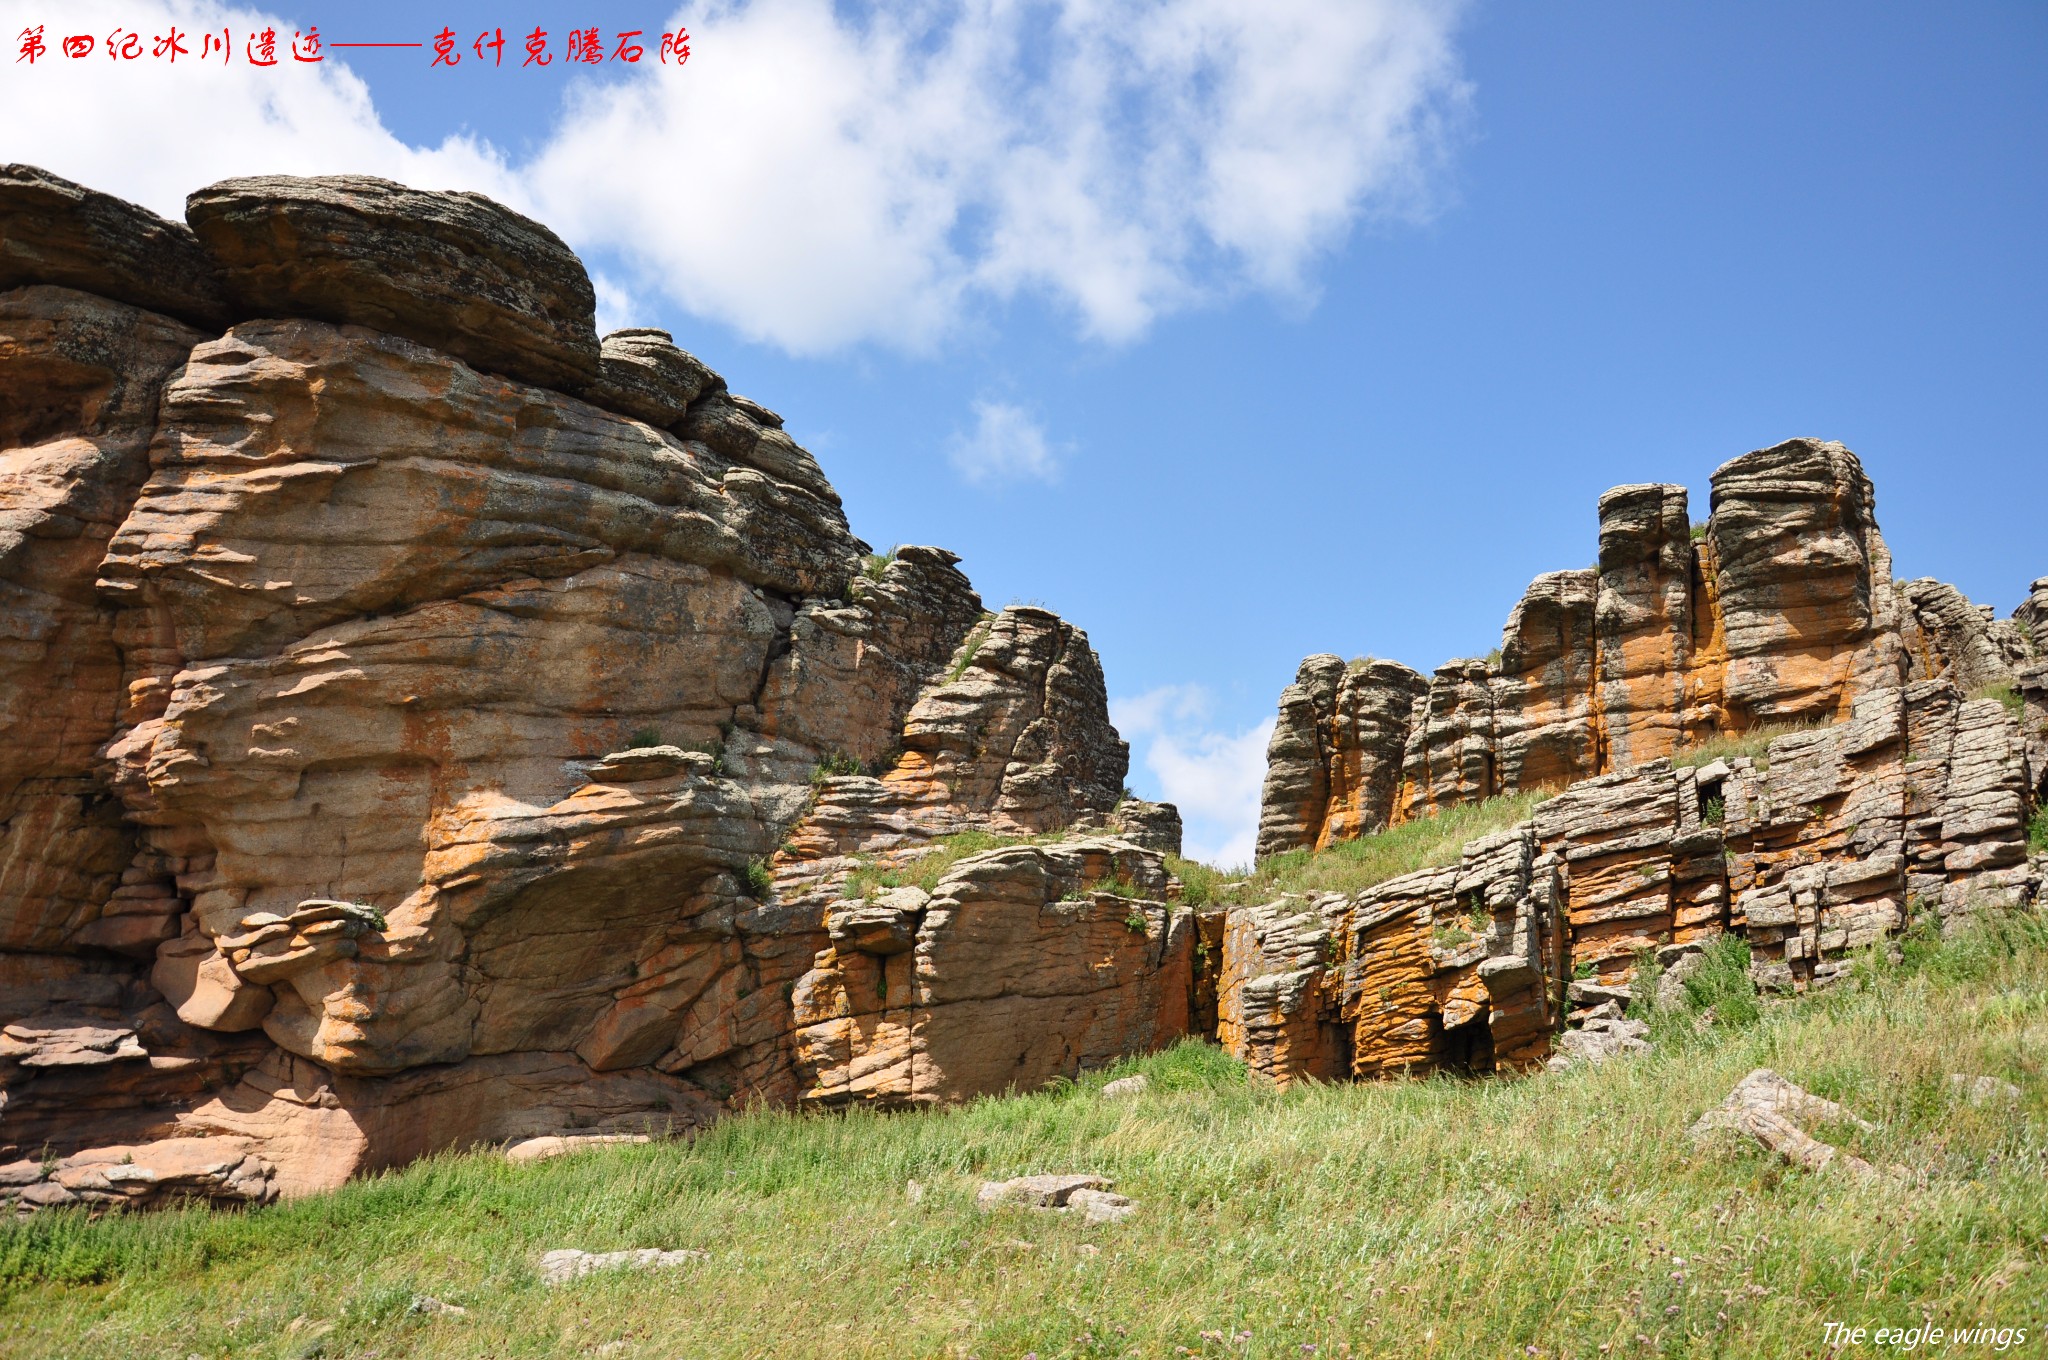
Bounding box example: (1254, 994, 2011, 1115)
(1113, 684, 1273, 869)
(945, 399, 1062, 485)
(0, 0, 518, 219)
(590, 273, 637, 337)
(2, 0, 1470, 355)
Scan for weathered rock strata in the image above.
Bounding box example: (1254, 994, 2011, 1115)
(1239, 438, 2039, 1084)
(185, 175, 600, 395)
(0, 165, 1178, 1210)
(791, 839, 1193, 1107)
(0, 166, 227, 330)
(1224, 676, 2038, 1085)
(1, 161, 2036, 1207)
(1259, 441, 1938, 856)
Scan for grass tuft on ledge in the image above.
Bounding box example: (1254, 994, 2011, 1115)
(1185, 789, 1552, 908)
(843, 828, 1062, 900)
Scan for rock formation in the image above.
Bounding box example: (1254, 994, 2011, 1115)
(1257, 444, 1891, 855)
(1258, 441, 2037, 857)
(1224, 677, 2037, 1084)
(0, 166, 1184, 1210)
(1235, 448, 2041, 1085)
(2, 162, 2038, 1207)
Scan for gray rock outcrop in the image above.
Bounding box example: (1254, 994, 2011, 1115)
(185, 174, 600, 393)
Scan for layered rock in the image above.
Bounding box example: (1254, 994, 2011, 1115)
(185, 175, 599, 394)
(790, 840, 1193, 1106)
(1899, 577, 2033, 693)
(1223, 678, 2039, 1085)
(583, 327, 720, 427)
(1, 166, 226, 329)
(1, 286, 204, 958)
(1258, 440, 2039, 856)
(1, 166, 1161, 1209)
(1257, 657, 1426, 857)
(4, 161, 2032, 1205)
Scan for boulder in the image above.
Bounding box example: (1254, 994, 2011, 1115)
(975, 1173, 1113, 1209)
(975, 1175, 1135, 1223)
(1067, 1186, 1138, 1223)
(538, 1247, 709, 1286)
(1545, 1016, 1650, 1070)
(1688, 1069, 1892, 1180)
(504, 1133, 651, 1165)
(791, 840, 1191, 1106)
(185, 175, 599, 392)
(1, 165, 227, 328)
(583, 328, 720, 426)
(1947, 1073, 2022, 1106)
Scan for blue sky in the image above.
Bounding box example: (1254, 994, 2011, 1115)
(5, 1, 2043, 863)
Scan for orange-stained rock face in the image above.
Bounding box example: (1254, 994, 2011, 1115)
(1259, 440, 1928, 856)
(1594, 483, 1695, 769)
(0, 167, 1150, 1210)
(2, 163, 2034, 1209)
(1222, 679, 2038, 1087)
(1708, 440, 1903, 727)
(790, 840, 1194, 1106)
(0, 287, 204, 958)
(1255, 656, 1427, 859)
(880, 606, 1130, 833)
(1493, 569, 1600, 794)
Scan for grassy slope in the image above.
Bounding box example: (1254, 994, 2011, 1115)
(1169, 721, 1820, 908)
(6, 918, 2048, 1359)
(1171, 790, 1554, 908)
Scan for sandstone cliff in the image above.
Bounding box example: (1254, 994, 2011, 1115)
(0, 167, 1187, 1211)
(3, 163, 2039, 1211)
(1225, 680, 2038, 1084)
(1258, 443, 2041, 857)
(1236, 448, 2041, 1085)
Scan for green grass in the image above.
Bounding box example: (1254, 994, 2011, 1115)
(810, 751, 863, 783)
(1214, 789, 1552, 905)
(1164, 854, 1238, 908)
(1638, 934, 1763, 1036)
(1668, 721, 1819, 773)
(860, 546, 900, 582)
(844, 829, 1061, 900)
(2029, 806, 2048, 855)
(1974, 683, 2026, 719)
(946, 616, 995, 684)
(7, 915, 2048, 1359)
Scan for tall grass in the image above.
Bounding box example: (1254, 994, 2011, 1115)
(1973, 682, 2025, 718)
(1667, 721, 1819, 773)
(6, 914, 2046, 1358)
(1220, 789, 1552, 905)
